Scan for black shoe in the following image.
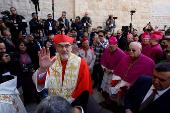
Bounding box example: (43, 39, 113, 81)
(98, 86, 102, 92)
(92, 84, 98, 88)
(35, 95, 41, 104)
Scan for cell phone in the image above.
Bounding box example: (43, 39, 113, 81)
(149, 22, 150, 24)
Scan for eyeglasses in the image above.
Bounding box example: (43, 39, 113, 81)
(166, 50, 170, 54)
(128, 49, 136, 52)
(57, 44, 71, 49)
(117, 33, 121, 34)
(99, 35, 103, 37)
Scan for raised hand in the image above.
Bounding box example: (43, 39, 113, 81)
(38, 47, 56, 74)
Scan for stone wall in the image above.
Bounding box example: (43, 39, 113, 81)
(0, 0, 170, 34)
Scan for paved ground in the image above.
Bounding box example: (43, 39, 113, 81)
(18, 87, 106, 113)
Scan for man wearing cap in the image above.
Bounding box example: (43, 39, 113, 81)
(141, 32, 151, 55)
(100, 37, 126, 107)
(145, 31, 163, 64)
(109, 42, 155, 105)
(32, 34, 93, 103)
(79, 37, 96, 74)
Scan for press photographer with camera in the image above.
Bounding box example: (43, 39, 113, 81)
(44, 33, 56, 57)
(0, 40, 20, 76)
(143, 22, 153, 34)
(15, 31, 27, 46)
(44, 14, 57, 36)
(81, 12, 92, 33)
(29, 12, 44, 34)
(71, 16, 82, 41)
(16, 40, 40, 104)
(28, 30, 44, 70)
(58, 11, 70, 34)
(106, 15, 116, 33)
(9, 7, 27, 44)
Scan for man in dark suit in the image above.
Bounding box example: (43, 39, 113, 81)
(116, 29, 126, 50)
(44, 14, 57, 36)
(29, 12, 44, 34)
(36, 90, 112, 113)
(58, 11, 70, 34)
(124, 61, 170, 113)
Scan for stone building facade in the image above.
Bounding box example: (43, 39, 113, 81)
(0, 0, 170, 34)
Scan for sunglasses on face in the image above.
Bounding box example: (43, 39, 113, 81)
(166, 50, 170, 54)
(128, 49, 136, 52)
(99, 35, 103, 37)
(117, 33, 121, 34)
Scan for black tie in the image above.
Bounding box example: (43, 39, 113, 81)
(139, 89, 158, 112)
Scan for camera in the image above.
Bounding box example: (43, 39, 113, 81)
(59, 21, 64, 30)
(70, 19, 75, 22)
(113, 17, 118, 20)
(6, 52, 21, 62)
(130, 10, 136, 14)
(109, 15, 112, 20)
(1, 10, 12, 27)
(32, 32, 40, 39)
(22, 64, 34, 74)
(82, 17, 87, 23)
(22, 31, 26, 39)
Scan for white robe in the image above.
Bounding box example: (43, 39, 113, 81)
(0, 76, 27, 113)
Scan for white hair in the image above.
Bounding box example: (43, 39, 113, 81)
(130, 42, 142, 49)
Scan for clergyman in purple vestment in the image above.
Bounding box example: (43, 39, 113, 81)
(145, 31, 163, 64)
(141, 32, 151, 55)
(100, 37, 126, 105)
(109, 42, 155, 105)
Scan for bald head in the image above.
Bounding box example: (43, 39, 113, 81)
(85, 12, 88, 17)
(117, 29, 122, 37)
(3, 31, 12, 41)
(129, 42, 142, 59)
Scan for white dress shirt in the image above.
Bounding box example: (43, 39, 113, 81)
(141, 85, 170, 104)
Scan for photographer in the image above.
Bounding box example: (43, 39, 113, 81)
(71, 16, 82, 41)
(15, 31, 27, 46)
(29, 12, 44, 34)
(0, 40, 20, 76)
(16, 40, 40, 104)
(44, 14, 57, 36)
(28, 30, 44, 70)
(106, 15, 116, 33)
(81, 12, 92, 33)
(143, 22, 153, 34)
(58, 11, 70, 34)
(44, 33, 56, 57)
(9, 7, 27, 44)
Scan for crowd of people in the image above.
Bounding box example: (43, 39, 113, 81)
(1, 6, 170, 113)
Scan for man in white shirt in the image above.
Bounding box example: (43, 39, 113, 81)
(124, 61, 170, 113)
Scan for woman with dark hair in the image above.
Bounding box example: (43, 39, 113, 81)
(90, 32, 96, 46)
(17, 40, 40, 104)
